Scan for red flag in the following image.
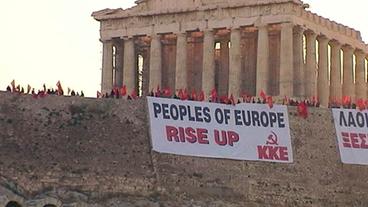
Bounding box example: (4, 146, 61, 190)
(120, 85, 127, 96)
(229, 94, 235, 105)
(335, 97, 341, 107)
(130, 90, 138, 99)
(220, 96, 229, 104)
(191, 90, 197, 101)
(267, 96, 273, 108)
(242, 93, 252, 103)
(210, 88, 218, 102)
(357, 99, 366, 111)
(343, 96, 351, 107)
(113, 87, 119, 96)
(260, 90, 266, 100)
(198, 91, 205, 102)
(39, 91, 47, 98)
(178, 89, 183, 100)
(297, 102, 308, 119)
(183, 89, 189, 100)
(155, 85, 161, 97)
(163, 88, 172, 97)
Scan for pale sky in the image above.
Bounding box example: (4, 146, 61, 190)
(0, 0, 367, 97)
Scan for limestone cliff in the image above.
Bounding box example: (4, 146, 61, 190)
(0, 91, 368, 207)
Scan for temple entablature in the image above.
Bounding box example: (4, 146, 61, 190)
(93, 1, 367, 53)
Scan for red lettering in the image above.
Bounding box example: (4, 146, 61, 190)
(214, 130, 227, 146)
(268, 146, 280, 160)
(257, 146, 269, 159)
(341, 132, 351, 148)
(227, 131, 239, 146)
(279, 147, 289, 161)
(351, 133, 360, 148)
(257, 145, 289, 161)
(214, 130, 239, 146)
(166, 126, 179, 142)
(179, 127, 185, 142)
(197, 128, 209, 144)
(165, 126, 209, 144)
(341, 132, 368, 149)
(185, 127, 197, 143)
(360, 134, 368, 149)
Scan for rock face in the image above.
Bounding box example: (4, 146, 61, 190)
(0, 91, 368, 206)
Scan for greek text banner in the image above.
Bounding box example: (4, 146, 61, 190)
(333, 109, 368, 165)
(147, 97, 293, 163)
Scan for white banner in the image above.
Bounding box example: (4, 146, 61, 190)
(147, 97, 293, 163)
(333, 109, 368, 165)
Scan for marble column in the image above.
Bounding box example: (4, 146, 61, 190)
(114, 41, 124, 87)
(317, 36, 329, 107)
(305, 31, 317, 98)
(355, 50, 366, 99)
(149, 34, 162, 91)
(101, 40, 113, 94)
(123, 37, 136, 93)
(293, 26, 305, 97)
(202, 30, 215, 95)
(279, 22, 294, 97)
(329, 40, 342, 102)
(256, 24, 269, 95)
(228, 28, 242, 97)
(342, 45, 354, 99)
(175, 32, 188, 90)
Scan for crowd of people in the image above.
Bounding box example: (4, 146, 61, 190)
(96, 85, 138, 100)
(5, 80, 366, 119)
(97, 85, 316, 118)
(5, 80, 84, 98)
(101, 85, 317, 105)
(97, 84, 368, 118)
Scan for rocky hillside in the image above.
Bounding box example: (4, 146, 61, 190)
(0, 91, 367, 207)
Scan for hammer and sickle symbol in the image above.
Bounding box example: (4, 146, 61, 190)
(266, 131, 279, 145)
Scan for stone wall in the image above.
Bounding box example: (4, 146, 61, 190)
(0, 91, 368, 207)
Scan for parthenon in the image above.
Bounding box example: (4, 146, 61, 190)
(92, 0, 368, 107)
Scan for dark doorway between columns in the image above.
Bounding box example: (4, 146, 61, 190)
(187, 32, 204, 92)
(112, 38, 124, 88)
(214, 29, 230, 97)
(241, 26, 258, 96)
(268, 24, 281, 96)
(161, 34, 177, 91)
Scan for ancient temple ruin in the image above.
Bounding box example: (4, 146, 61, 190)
(92, 0, 368, 106)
